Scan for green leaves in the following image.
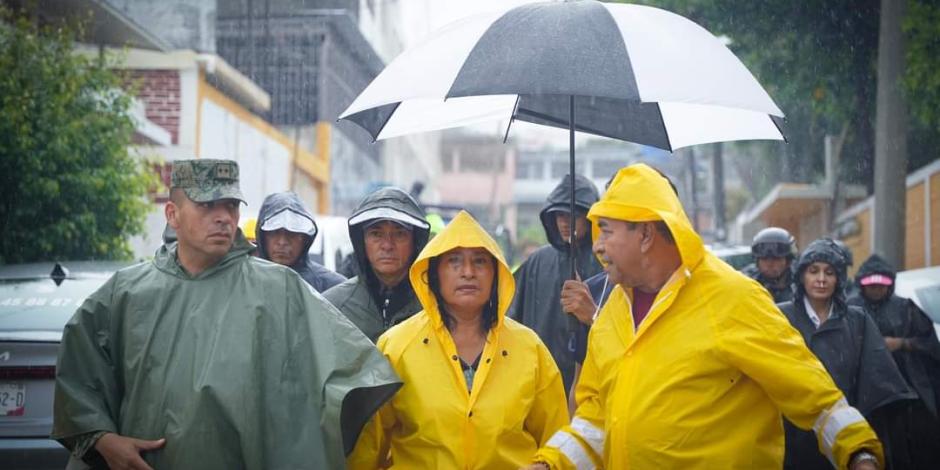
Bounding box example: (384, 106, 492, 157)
(0, 8, 154, 263)
(905, 1, 940, 132)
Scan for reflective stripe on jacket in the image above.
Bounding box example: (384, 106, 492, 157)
(534, 164, 882, 469)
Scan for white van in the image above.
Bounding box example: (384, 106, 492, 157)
(308, 215, 354, 273)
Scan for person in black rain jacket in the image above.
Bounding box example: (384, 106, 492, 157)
(777, 239, 915, 470)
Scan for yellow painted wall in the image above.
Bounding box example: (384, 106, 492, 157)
(906, 183, 926, 269)
(844, 208, 871, 277)
(196, 76, 330, 210)
(933, 172, 940, 266)
(291, 123, 331, 214)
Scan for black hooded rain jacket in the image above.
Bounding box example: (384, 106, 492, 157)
(508, 174, 602, 392)
(323, 187, 430, 342)
(256, 192, 346, 293)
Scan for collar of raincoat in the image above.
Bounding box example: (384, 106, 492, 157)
(409, 210, 515, 333)
(587, 163, 705, 273)
(155, 229, 255, 279)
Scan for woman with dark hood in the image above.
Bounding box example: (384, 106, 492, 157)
(777, 238, 914, 470)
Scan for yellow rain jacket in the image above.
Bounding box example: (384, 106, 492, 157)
(534, 164, 882, 469)
(349, 211, 569, 469)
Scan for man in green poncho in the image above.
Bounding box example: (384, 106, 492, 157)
(52, 159, 401, 470)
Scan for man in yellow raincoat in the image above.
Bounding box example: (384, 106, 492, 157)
(527, 164, 882, 470)
(350, 211, 568, 469)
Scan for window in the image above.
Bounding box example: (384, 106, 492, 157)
(592, 159, 626, 181)
(551, 161, 569, 179)
(516, 161, 541, 180)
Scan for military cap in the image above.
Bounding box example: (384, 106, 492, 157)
(170, 159, 246, 203)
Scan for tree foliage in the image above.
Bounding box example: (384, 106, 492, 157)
(626, 0, 939, 195)
(905, 0, 940, 133)
(0, 10, 155, 263)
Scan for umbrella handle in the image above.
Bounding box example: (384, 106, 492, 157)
(567, 95, 583, 345)
(569, 95, 577, 281)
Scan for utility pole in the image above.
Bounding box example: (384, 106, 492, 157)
(686, 147, 699, 232)
(873, 0, 908, 268)
(711, 143, 726, 241)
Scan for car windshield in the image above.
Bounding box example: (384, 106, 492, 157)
(0, 277, 110, 336)
(914, 284, 940, 324)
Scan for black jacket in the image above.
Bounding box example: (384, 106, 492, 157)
(509, 174, 601, 392)
(849, 254, 940, 416)
(741, 262, 793, 303)
(255, 192, 345, 293)
(323, 187, 429, 342)
(778, 241, 915, 470)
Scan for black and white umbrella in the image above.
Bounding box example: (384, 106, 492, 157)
(339, 0, 785, 277)
(341, 1, 784, 149)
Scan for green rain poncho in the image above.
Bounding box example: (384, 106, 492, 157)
(52, 234, 401, 469)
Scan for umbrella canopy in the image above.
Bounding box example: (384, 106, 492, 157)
(339, 0, 786, 337)
(339, 0, 785, 151)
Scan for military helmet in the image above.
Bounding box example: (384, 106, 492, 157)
(751, 227, 796, 259)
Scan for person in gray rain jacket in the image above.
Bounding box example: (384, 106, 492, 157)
(256, 191, 345, 293)
(777, 239, 915, 470)
(509, 174, 602, 393)
(324, 187, 430, 342)
(52, 159, 400, 470)
(849, 253, 940, 467)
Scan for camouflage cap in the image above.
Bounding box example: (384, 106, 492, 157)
(170, 159, 246, 203)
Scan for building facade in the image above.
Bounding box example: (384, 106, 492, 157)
(215, 1, 392, 215)
(111, 48, 330, 257)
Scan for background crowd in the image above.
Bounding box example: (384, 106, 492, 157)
(52, 159, 939, 470)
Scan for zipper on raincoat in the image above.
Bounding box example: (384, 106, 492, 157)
(382, 297, 390, 328)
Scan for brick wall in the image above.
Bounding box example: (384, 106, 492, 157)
(126, 70, 181, 144)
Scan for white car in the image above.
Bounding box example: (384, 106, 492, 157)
(0, 261, 130, 469)
(308, 215, 354, 273)
(707, 244, 753, 271)
(893, 265, 940, 339)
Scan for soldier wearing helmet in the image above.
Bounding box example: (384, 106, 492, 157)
(742, 227, 797, 303)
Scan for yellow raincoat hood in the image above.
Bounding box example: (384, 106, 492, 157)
(535, 164, 882, 470)
(409, 210, 514, 327)
(349, 211, 568, 469)
(588, 163, 704, 270)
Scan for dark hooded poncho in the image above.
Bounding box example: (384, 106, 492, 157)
(255, 192, 345, 293)
(52, 233, 401, 469)
(777, 239, 915, 470)
(848, 254, 940, 467)
(323, 187, 430, 342)
(508, 174, 602, 392)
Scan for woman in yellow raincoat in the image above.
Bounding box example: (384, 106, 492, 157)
(349, 210, 568, 469)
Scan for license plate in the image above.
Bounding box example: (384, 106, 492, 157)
(0, 382, 26, 416)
